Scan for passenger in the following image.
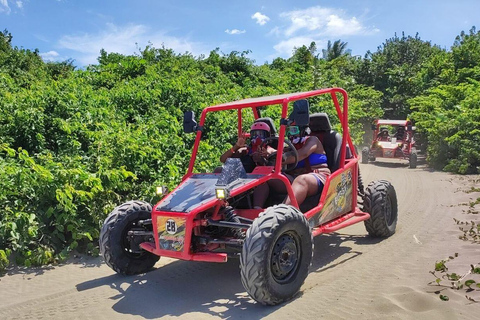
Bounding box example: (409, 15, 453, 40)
(253, 124, 330, 208)
(395, 126, 405, 141)
(219, 122, 275, 172)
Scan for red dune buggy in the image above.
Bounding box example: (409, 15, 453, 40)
(362, 119, 417, 168)
(100, 89, 398, 305)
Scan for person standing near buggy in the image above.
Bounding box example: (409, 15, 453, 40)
(219, 121, 275, 172)
(253, 124, 330, 208)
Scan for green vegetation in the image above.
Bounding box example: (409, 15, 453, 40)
(1, 26, 480, 271)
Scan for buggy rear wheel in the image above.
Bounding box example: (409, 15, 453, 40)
(363, 180, 398, 237)
(100, 200, 160, 275)
(240, 204, 313, 305)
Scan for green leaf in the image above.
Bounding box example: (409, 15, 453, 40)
(435, 260, 447, 272)
(464, 280, 476, 288)
(439, 295, 449, 301)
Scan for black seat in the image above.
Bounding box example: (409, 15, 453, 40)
(309, 113, 342, 173)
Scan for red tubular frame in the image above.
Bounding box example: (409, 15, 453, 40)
(143, 88, 370, 262)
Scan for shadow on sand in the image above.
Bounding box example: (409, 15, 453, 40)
(75, 232, 379, 318)
(363, 154, 428, 170)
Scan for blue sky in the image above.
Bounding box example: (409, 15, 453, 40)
(1, 0, 480, 67)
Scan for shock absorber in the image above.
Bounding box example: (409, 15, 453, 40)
(223, 206, 245, 238)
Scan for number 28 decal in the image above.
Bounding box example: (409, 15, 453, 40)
(166, 219, 177, 235)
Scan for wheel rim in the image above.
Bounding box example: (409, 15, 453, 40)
(271, 232, 300, 283)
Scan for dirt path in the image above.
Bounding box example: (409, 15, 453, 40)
(1, 160, 479, 319)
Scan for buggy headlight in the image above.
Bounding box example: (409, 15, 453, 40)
(156, 186, 168, 196)
(215, 187, 228, 199)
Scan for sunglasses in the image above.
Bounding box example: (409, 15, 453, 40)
(288, 125, 300, 136)
(250, 130, 268, 139)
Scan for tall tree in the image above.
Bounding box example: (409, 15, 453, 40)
(322, 40, 350, 61)
(357, 33, 440, 118)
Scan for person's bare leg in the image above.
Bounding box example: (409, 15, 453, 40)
(253, 183, 269, 208)
(285, 174, 319, 206)
(253, 176, 291, 208)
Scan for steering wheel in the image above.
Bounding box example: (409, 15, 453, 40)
(259, 137, 299, 172)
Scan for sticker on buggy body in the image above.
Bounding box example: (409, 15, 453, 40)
(157, 216, 186, 251)
(315, 168, 353, 225)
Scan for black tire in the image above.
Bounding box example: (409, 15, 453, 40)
(361, 147, 369, 164)
(100, 200, 160, 275)
(363, 180, 398, 237)
(357, 168, 365, 208)
(409, 148, 417, 169)
(240, 204, 313, 305)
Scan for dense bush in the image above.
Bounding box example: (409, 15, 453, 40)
(1, 26, 479, 271)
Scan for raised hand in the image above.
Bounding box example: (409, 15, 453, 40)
(235, 132, 247, 148)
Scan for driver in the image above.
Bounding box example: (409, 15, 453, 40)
(253, 124, 329, 208)
(377, 127, 391, 142)
(220, 121, 275, 172)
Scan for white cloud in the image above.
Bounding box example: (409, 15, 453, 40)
(0, 0, 11, 14)
(271, 6, 379, 58)
(16, 1, 22, 8)
(225, 29, 246, 35)
(57, 23, 209, 65)
(251, 12, 270, 26)
(40, 51, 60, 62)
(280, 6, 378, 37)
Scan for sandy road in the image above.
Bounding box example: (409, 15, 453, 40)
(1, 159, 479, 319)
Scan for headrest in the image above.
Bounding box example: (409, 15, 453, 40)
(289, 100, 310, 126)
(309, 113, 332, 132)
(255, 117, 277, 135)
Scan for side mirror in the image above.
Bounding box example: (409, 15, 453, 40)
(183, 111, 197, 133)
(290, 99, 310, 126)
(371, 124, 376, 131)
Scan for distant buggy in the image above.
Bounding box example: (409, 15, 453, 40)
(362, 119, 418, 168)
(100, 89, 398, 305)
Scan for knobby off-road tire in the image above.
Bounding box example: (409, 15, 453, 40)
(100, 200, 160, 275)
(361, 147, 369, 164)
(409, 148, 417, 169)
(357, 168, 365, 209)
(363, 180, 398, 237)
(240, 204, 313, 305)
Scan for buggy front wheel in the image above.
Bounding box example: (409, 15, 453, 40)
(409, 148, 417, 169)
(100, 200, 160, 275)
(361, 147, 369, 164)
(240, 204, 313, 305)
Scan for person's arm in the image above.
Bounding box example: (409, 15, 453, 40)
(220, 133, 247, 163)
(283, 137, 323, 164)
(252, 145, 276, 165)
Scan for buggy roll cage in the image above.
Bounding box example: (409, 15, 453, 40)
(183, 88, 358, 211)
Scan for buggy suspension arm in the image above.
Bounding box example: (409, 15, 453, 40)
(207, 219, 251, 229)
